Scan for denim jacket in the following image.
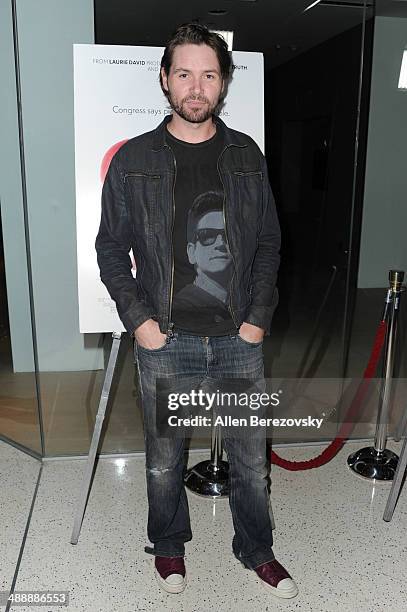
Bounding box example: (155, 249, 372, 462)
(95, 115, 281, 337)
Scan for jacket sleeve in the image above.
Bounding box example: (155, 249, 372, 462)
(243, 154, 281, 335)
(95, 153, 155, 335)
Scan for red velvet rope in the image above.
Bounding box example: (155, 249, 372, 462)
(269, 320, 388, 471)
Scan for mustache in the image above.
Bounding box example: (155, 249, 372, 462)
(183, 95, 209, 104)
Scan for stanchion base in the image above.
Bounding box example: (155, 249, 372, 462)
(347, 446, 399, 481)
(184, 459, 229, 498)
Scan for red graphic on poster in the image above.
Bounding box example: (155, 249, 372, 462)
(100, 139, 129, 183)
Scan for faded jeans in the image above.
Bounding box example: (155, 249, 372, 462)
(134, 331, 275, 570)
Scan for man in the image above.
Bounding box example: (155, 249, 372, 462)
(172, 190, 233, 331)
(96, 23, 298, 599)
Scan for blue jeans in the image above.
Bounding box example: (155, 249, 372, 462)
(134, 331, 275, 570)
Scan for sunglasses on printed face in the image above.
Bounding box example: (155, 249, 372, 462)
(194, 228, 227, 246)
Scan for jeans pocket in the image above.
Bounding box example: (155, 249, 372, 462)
(237, 333, 263, 347)
(136, 339, 168, 353)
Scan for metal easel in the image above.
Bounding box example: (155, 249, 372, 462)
(383, 433, 407, 521)
(70, 331, 122, 544)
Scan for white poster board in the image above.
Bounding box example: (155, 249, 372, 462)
(73, 44, 264, 333)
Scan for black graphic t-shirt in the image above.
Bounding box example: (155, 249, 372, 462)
(165, 125, 237, 336)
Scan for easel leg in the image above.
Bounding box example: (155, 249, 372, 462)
(383, 434, 407, 521)
(394, 403, 407, 442)
(70, 332, 122, 544)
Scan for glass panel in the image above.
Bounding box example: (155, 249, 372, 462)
(346, 0, 407, 441)
(39, 333, 145, 455)
(263, 1, 374, 444)
(0, 213, 41, 453)
(27, 1, 373, 456)
(0, 0, 42, 594)
(0, 201, 42, 596)
(265, 2, 373, 378)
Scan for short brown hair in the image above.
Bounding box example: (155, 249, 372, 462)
(160, 23, 232, 100)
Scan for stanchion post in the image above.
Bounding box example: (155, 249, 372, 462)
(374, 272, 402, 453)
(211, 418, 223, 471)
(184, 421, 229, 498)
(347, 270, 404, 481)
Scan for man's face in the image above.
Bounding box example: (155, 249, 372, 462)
(187, 211, 232, 276)
(161, 44, 224, 124)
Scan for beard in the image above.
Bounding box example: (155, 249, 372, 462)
(167, 90, 220, 124)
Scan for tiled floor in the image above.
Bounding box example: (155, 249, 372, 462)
(3, 438, 406, 612)
(0, 441, 41, 597)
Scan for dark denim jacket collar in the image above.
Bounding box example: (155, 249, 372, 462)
(151, 113, 246, 152)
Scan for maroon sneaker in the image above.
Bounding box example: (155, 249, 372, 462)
(154, 555, 187, 594)
(254, 559, 299, 598)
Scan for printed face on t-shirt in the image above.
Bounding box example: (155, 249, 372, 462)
(187, 210, 232, 279)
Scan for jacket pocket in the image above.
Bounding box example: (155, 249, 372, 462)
(230, 171, 263, 230)
(124, 172, 161, 254)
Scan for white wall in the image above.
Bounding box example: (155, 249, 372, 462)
(358, 16, 407, 287)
